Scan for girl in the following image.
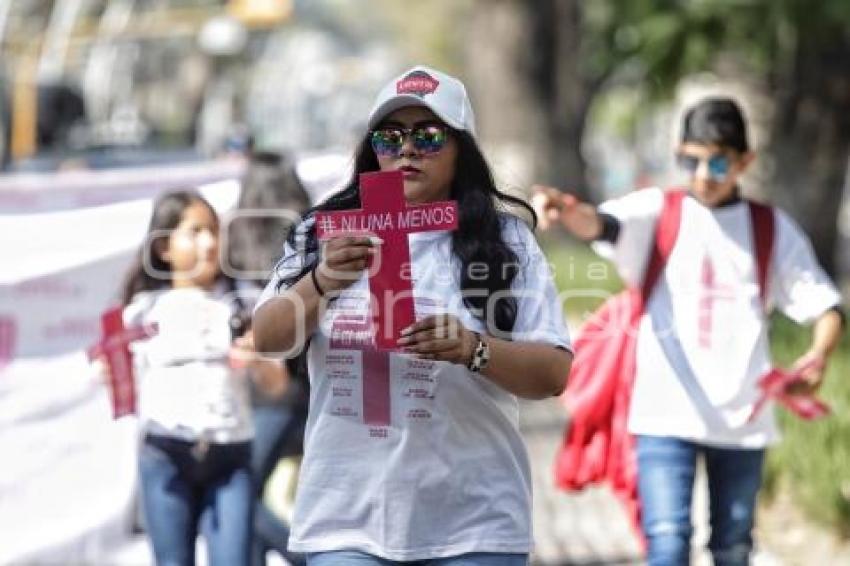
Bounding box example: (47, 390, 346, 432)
(253, 66, 573, 566)
(121, 190, 285, 566)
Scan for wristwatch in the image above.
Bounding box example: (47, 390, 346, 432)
(467, 332, 490, 373)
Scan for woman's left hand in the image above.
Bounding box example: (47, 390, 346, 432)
(397, 314, 478, 366)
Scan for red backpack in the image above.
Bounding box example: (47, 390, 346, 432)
(553, 190, 775, 542)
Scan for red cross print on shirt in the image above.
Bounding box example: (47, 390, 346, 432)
(329, 313, 391, 427)
(315, 170, 458, 351)
(698, 256, 736, 349)
(87, 306, 158, 419)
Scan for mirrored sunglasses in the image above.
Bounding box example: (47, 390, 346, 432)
(370, 124, 449, 157)
(676, 153, 731, 181)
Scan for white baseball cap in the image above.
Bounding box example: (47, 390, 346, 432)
(367, 65, 477, 136)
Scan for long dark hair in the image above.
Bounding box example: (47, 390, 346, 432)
(227, 151, 311, 285)
(121, 190, 222, 306)
(276, 127, 537, 335)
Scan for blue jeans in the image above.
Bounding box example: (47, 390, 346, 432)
(251, 405, 306, 566)
(139, 434, 254, 566)
(636, 435, 765, 566)
(306, 551, 528, 566)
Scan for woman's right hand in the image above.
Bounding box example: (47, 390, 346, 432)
(531, 184, 603, 241)
(314, 235, 381, 293)
(255, 237, 381, 356)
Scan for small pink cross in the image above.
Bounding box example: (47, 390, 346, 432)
(0, 315, 16, 371)
(747, 359, 830, 423)
(87, 306, 158, 418)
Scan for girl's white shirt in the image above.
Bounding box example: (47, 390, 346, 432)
(124, 283, 253, 443)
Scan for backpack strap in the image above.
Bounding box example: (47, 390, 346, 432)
(748, 201, 775, 307)
(637, 192, 774, 308)
(641, 190, 686, 303)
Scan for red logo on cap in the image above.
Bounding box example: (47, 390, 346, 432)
(396, 71, 439, 97)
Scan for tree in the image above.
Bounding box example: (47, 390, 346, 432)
(465, 0, 604, 203)
(753, 2, 850, 277)
(467, 0, 850, 273)
(591, 0, 850, 274)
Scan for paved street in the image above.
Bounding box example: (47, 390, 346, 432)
(520, 398, 787, 566)
(520, 398, 643, 566)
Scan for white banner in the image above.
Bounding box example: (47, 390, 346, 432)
(0, 161, 243, 564)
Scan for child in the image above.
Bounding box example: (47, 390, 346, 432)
(533, 97, 844, 565)
(252, 66, 573, 565)
(120, 190, 286, 566)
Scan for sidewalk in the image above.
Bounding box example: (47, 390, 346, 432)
(520, 398, 643, 565)
(520, 398, 783, 566)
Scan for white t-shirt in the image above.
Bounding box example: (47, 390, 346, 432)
(125, 284, 254, 443)
(593, 188, 841, 447)
(256, 215, 571, 560)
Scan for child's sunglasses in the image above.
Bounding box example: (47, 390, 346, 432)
(370, 124, 449, 157)
(676, 153, 731, 182)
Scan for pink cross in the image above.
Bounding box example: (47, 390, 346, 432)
(747, 359, 830, 423)
(698, 257, 735, 348)
(329, 313, 391, 426)
(87, 306, 158, 419)
(316, 170, 458, 350)
(0, 315, 16, 371)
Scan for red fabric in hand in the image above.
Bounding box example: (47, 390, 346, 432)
(748, 360, 830, 423)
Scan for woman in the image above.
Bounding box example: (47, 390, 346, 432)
(253, 66, 573, 566)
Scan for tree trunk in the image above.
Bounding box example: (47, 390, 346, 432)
(765, 41, 850, 276)
(533, 0, 596, 202)
(464, 0, 547, 191)
(464, 0, 600, 202)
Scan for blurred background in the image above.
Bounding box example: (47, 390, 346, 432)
(1, 1, 849, 564)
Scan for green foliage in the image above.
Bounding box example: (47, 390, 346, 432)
(764, 314, 850, 534)
(541, 236, 623, 321)
(580, 0, 850, 98)
(588, 87, 646, 139)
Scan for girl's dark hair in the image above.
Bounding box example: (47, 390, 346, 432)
(276, 126, 537, 336)
(121, 190, 220, 305)
(229, 152, 314, 383)
(227, 151, 311, 284)
(681, 97, 749, 153)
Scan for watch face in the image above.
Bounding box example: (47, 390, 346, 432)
(479, 341, 490, 369)
(469, 337, 489, 372)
